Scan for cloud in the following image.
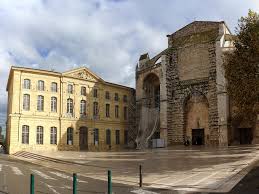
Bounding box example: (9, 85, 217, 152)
(0, 0, 258, 129)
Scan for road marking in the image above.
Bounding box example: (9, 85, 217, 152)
(0, 164, 2, 171)
(189, 171, 220, 186)
(131, 189, 158, 194)
(41, 182, 60, 194)
(49, 171, 87, 183)
(31, 169, 56, 180)
(10, 166, 23, 175)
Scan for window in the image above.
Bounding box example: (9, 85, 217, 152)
(36, 126, 44, 144)
(93, 88, 98, 98)
(106, 129, 111, 145)
(51, 97, 57, 112)
(38, 80, 44, 91)
(116, 130, 120, 145)
(37, 95, 44, 111)
(23, 94, 30, 111)
(114, 93, 119, 101)
(22, 125, 29, 144)
(67, 98, 73, 114)
(51, 82, 58, 92)
(81, 86, 86, 96)
(115, 105, 119, 118)
(68, 84, 73, 94)
(50, 127, 57, 145)
(123, 95, 128, 103)
(67, 127, 73, 145)
(94, 128, 99, 145)
(124, 130, 128, 145)
(105, 91, 110, 100)
(106, 104, 110, 117)
(80, 100, 86, 115)
(23, 79, 31, 89)
(93, 102, 98, 116)
(124, 106, 128, 120)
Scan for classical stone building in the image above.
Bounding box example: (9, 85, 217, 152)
(135, 21, 259, 147)
(6, 66, 134, 154)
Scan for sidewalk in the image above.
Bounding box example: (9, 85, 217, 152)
(11, 145, 259, 193)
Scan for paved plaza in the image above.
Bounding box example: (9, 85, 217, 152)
(11, 145, 259, 193)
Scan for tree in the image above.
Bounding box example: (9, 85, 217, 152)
(224, 10, 259, 126)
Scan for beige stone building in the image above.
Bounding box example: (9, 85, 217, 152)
(6, 66, 135, 154)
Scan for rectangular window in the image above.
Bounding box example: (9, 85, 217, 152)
(23, 79, 31, 89)
(22, 125, 29, 144)
(36, 126, 44, 144)
(93, 89, 98, 98)
(81, 86, 86, 96)
(67, 127, 73, 145)
(23, 94, 30, 111)
(51, 82, 58, 92)
(50, 127, 57, 145)
(94, 128, 99, 145)
(124, 130, 128, 145)
(115, 105, 119, 118)
(105, 91, 110, 100)
(114, 93, 119, 101)
(38, 80, 44, 91)
(106, 104, 110, 117)
(106, 129, 111, 145)
(123, 95, 128, 103)
(37, 95, 44, 111)
(124, 106, 128, 120)
(116, 130, 120, 145)
(93, 102, 98, 117)
(51, 97, 57, 112)
(68, 84, 73, 94)
(80, 100, 86, 116)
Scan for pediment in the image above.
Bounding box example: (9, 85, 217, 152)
(62, 67, 104, 82)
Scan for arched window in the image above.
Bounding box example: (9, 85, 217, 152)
(23, 79, 31, 89)
(80, 100, 86, 115)
(36, 126, 44, 144)
(67, 127, 73, 145)
(22, 125, 29, 144)
(38, 80, 45, 91)
(37, 95, 44, 111)
(23, 94, 30, 111)
(51, 97, 57, 112)
(50, 127, 57, 145)
(81, 86, 86, 96)
(67, 98, 73, 114)
(106, 129, 111, 145)
(68, 84, 73, 94)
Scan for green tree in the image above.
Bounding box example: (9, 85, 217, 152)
(224, 10, 259, 126)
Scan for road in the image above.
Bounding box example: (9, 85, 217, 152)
(0, 155, 142, 194)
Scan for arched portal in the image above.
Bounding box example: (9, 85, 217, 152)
(79, 127, 88, 150)
(184, 93, 209, 145)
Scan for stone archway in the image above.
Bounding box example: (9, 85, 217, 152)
(184, 93, 209, 145)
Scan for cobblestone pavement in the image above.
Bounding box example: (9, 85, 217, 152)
(12, 145, 259, 193)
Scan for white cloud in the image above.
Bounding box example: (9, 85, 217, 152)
(0, 0, 258, 127)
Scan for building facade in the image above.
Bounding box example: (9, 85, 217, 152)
(135, 21, 259, 147)
(6, 66, 135, 154)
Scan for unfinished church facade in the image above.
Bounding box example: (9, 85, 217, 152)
(135, 21, 259, 147)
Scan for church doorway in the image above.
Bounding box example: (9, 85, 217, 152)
(239, 128, 252, 144)
(192, 128, 205, 145)
(79, 127, 88, 150)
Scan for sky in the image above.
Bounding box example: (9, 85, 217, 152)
(0, 0, 258, 132)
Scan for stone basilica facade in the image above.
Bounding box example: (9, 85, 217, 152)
(135, 21, 259, 147)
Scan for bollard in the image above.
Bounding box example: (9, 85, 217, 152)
(139, 165, 142, 188)
(73, 173, 77, 194)
(30, 174, 35, 194)
(108, 170, 112, 194)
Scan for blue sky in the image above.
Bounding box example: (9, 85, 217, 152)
(0, 0, 258, 132)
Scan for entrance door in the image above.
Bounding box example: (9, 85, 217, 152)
(79, 127, 88, 150)
(239, 128, 252, 144)
(192, 129, 205, 145)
